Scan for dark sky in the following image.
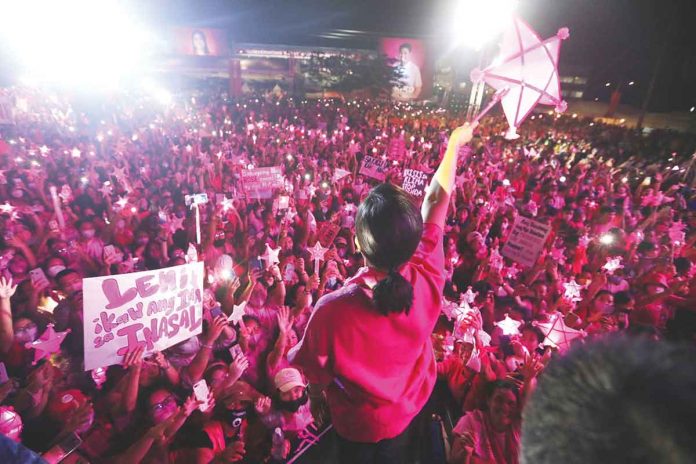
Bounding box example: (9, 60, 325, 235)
(3, 0, 695, 112)
(140, 0, 696, 112)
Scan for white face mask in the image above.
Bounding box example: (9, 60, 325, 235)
(47, 265, 66, 277)
(81, 229, 95, 239)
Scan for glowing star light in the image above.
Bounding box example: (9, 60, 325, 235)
(308, 241, 328, 273)
(0, 202, 14, 215)
(26, 324, 70, 365)
(470, 18, 570, 139)
(221, 197, 234, 212)
(495, 313, 523, 337)
(260, 244, 280, 269)
(563, 279, 583, 303)
(228, 301, 247, 324)
(115, 196, 128, 209)
(603, 257, 624, 274)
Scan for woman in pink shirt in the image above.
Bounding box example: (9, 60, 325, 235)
(289, 123, 476, 463)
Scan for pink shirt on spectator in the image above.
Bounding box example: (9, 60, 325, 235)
(289, 222, 444, 442)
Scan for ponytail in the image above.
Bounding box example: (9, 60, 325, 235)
(372, 268, 414, 316)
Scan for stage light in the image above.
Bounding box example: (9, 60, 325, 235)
(1, 0, 152, 90)
(452, 0, 518, 50)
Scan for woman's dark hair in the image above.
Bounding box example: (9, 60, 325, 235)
(356, 183, 423, 316)
(485, 379, 520, 404)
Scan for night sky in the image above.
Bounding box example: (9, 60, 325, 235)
(3, 0, 696, 112)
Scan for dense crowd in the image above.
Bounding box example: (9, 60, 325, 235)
(0, 83, 695, 463)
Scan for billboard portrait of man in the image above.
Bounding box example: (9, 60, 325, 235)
(380, 38, 429, 101)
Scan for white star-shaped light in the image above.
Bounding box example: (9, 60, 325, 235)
(462, 287, 478, 305)
(260, 243, 280, 269)
(563, 279, 583, 302)
(0, 202, 14, 215)
(308, 241, 328, 263)
(495, 314, 523, 336)
(115, 196, 128, 209)
(99, 182, 112, 197)
(221, 197, 234, 212)
(307, 184, 317, 199)
(603, 257, 624, 274)
(71, 148, 81, 158)
(114, 166, 127, 180)
(169, 215, 185, 234)
(533, 314, 585, 353)
(39, 145, 50, 155)
(228, 301, 247, 324)
(26, 324, 70, 365)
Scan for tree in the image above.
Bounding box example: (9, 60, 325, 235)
(303, 52, 404, 98)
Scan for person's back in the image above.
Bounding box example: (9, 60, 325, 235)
(522, 336, 696, 464)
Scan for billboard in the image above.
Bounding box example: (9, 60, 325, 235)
(172, 27, 229, 57)
(379, 37, 431, 101)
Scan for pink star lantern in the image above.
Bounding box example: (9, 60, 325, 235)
(220, 197, 234, 212)
(99, 182, 112, 198)
(25, 324, 70, 365)
(333, 168, 351, 183)
(563, 279, 583, 302)
(533, 313, 585, 353)
(308, 241, 328, 273)
(551, 246, 566, 263)
(441, 298, 459, 321)
(603, 257, 624, 274)
(495, 314, 523, 336)
(470, 18, 570, 138)
(169, 215, 185, 234)
(306, 184, 317, 199)
(228, 301, 247, 324)
(261, 243, 280, 269)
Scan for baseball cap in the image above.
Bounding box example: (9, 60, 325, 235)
(274, 368, 305, 393)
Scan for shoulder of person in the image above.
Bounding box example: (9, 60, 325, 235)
(453, 409, 485, 434)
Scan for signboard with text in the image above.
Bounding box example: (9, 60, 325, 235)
(83, 262, 204, 371)
(359, 156, 388, 181)
(241, 166, 284, 199)
(501, 216, 551, 268)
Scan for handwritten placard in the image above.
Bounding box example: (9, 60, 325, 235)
(241, 166, 284, 199)
(501, 216, 551, 268)
(402, 169, 429, 199)
(83, 262, 204, 371)
(359, 156, 388, 181)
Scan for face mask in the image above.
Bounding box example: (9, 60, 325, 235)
(327, 276, 338, 287)
(137, 238, 149, 246)
(81, 230, 95, 239)
(11, 189, 23, 198)
(48, 265, 66, 277)
(277, 390, 308, 413)
(15, 326, 37, 344)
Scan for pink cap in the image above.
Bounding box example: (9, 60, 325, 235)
(274, 368, 305, 393)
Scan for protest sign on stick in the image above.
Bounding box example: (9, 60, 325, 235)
(241, 166, 284, 199)
(501, 215, 551, 268)
(83, 262, 204, 371)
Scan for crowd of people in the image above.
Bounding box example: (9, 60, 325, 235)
(0, 82, 695, 463)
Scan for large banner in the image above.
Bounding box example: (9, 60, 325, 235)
(83, 262, 204, 371)
(380, 37, 432, 101)
(501, 216, 552, 268)
(402, 169, 429, 199)
(359, 156, 388, 181)
(171, 27, 229, 57)
(241, 166, 284, 199)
